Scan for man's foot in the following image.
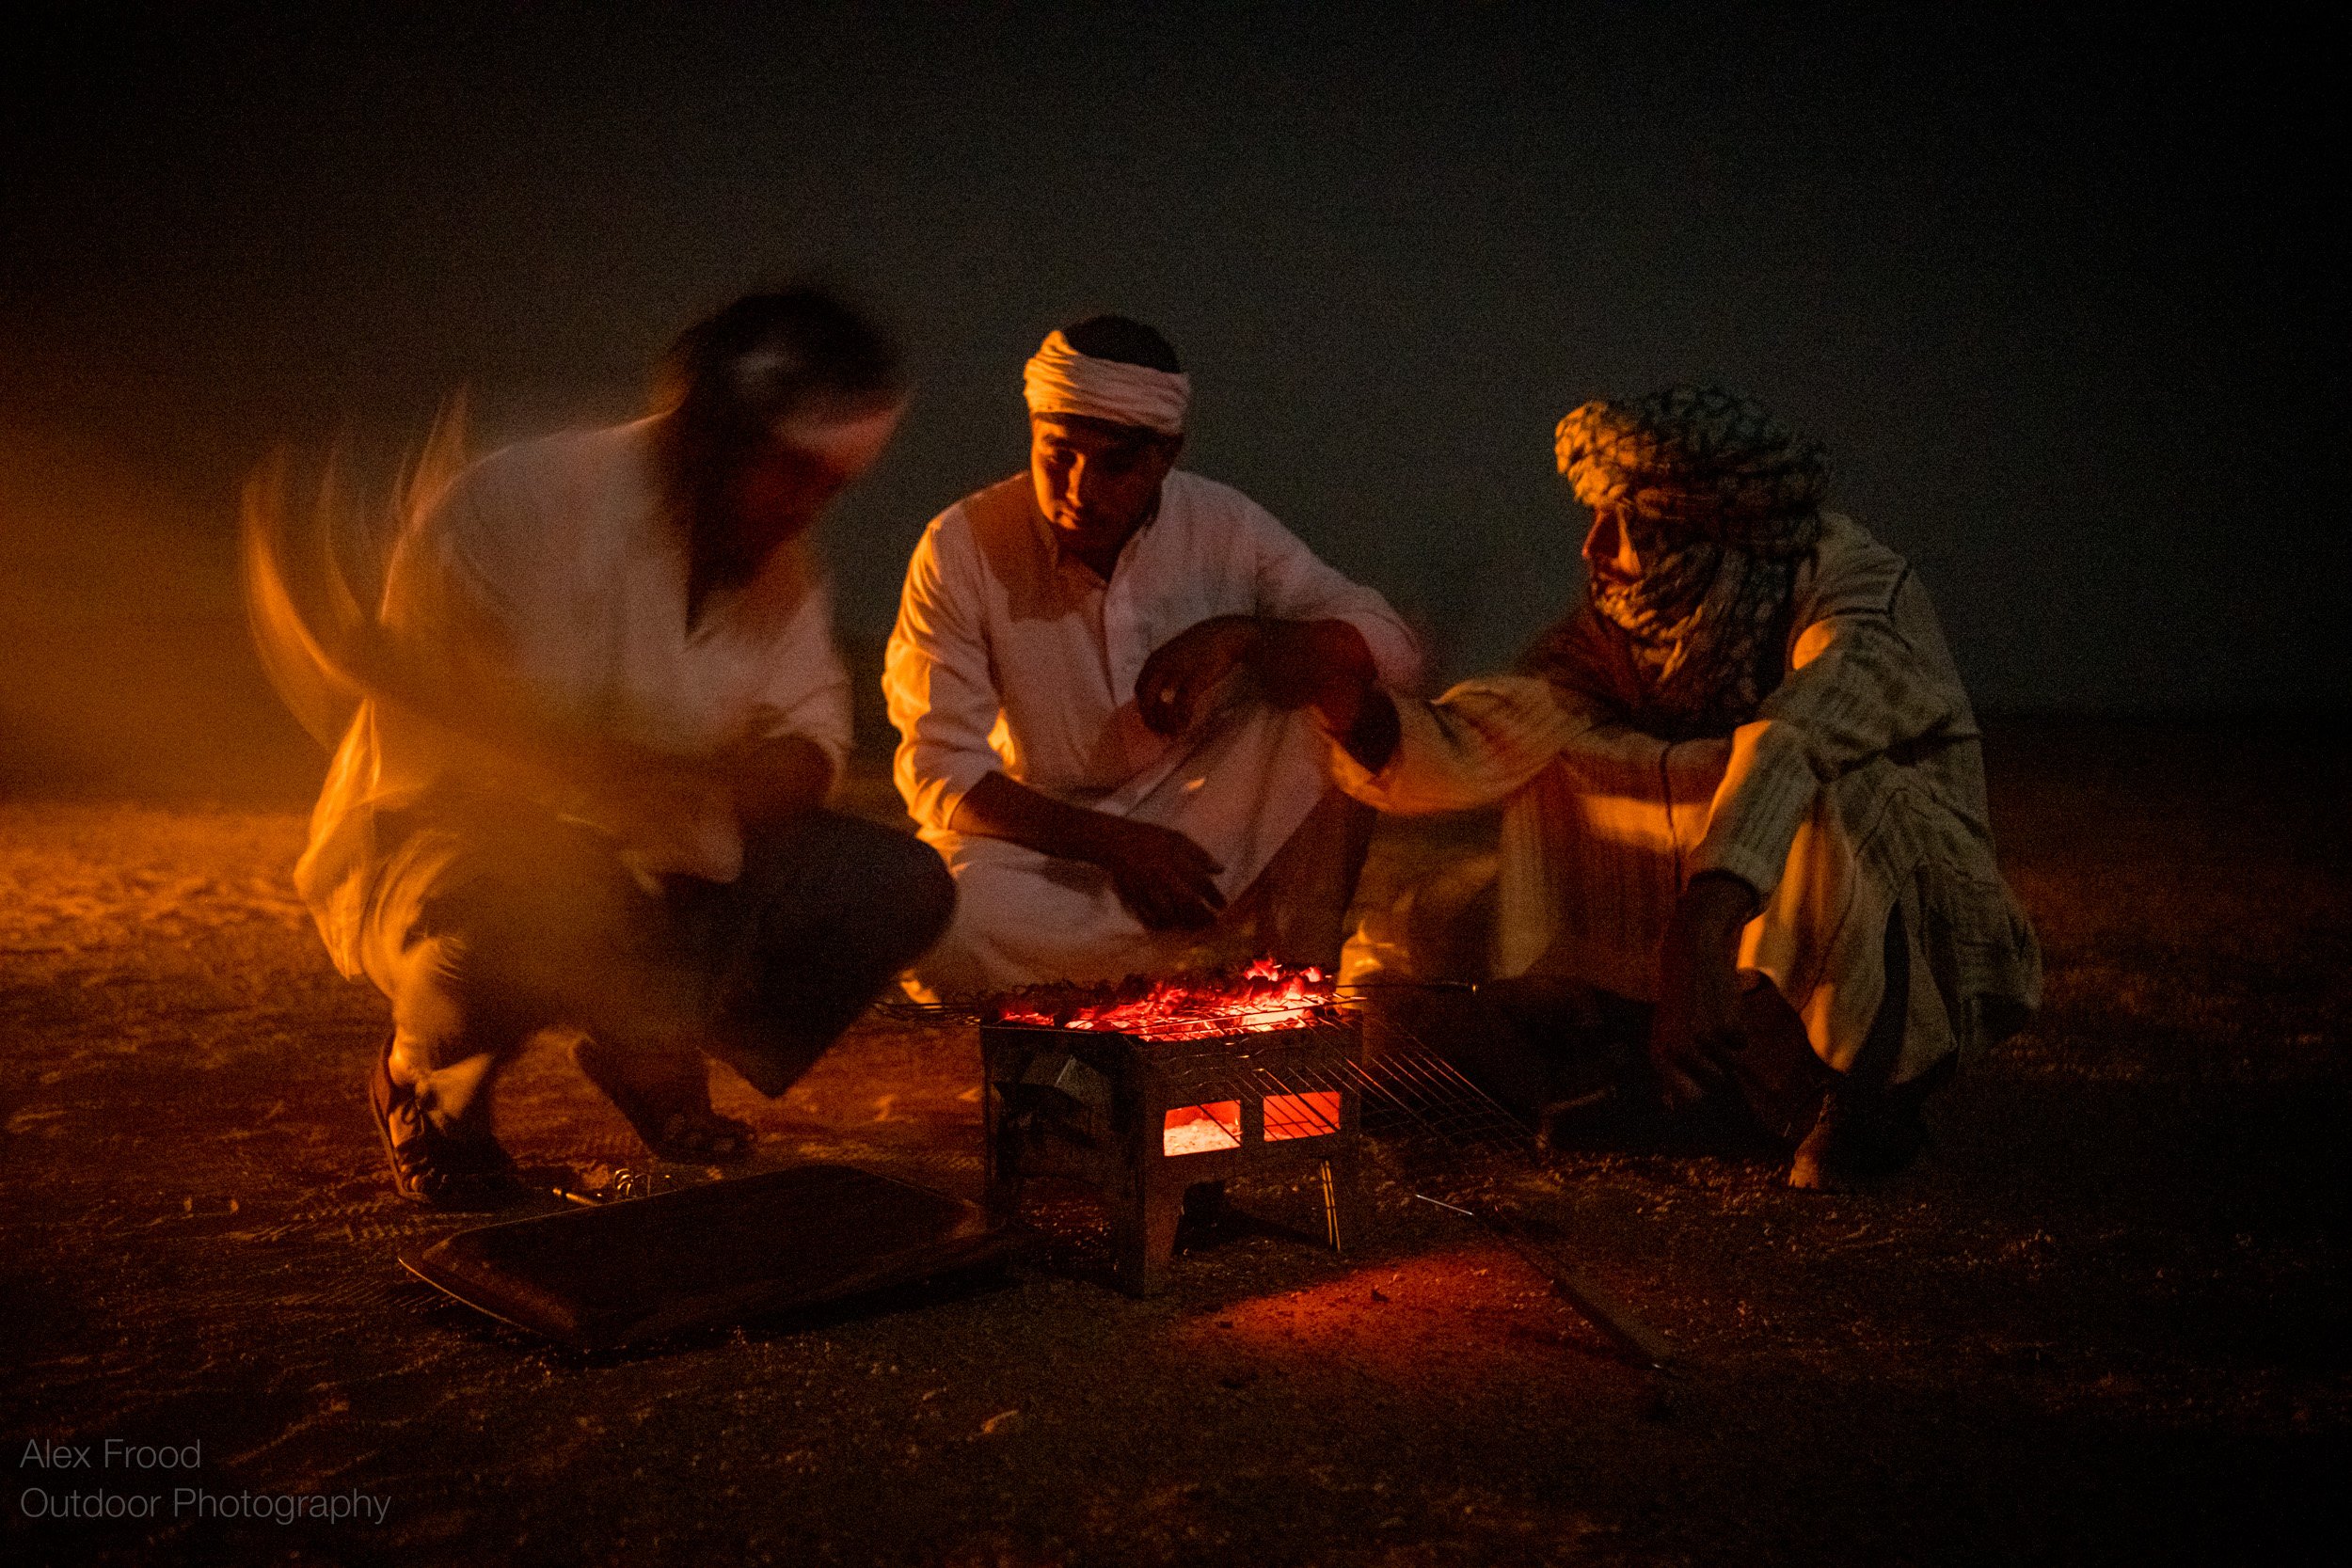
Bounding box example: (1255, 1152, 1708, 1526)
(571, 1037, 755, 1164)
(369, 1034, 527, 1209)
(1788, 1058, 1951, 1191)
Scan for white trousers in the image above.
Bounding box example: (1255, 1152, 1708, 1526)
(907, 704, 1355, 999)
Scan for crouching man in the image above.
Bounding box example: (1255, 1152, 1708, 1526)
(1314, 387, 2040, 1188)
(276, 291, 955, 1206)
(885, 316, 1420, 997)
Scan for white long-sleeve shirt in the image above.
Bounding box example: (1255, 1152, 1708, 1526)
(883, 469, 1420, 835)
(297, 420, 852, 975)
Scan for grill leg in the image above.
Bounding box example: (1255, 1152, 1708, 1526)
(1318, 1153, 1364, 1255)
(1114, 1170, 1184, 1297)
(982, 1080, 1024, 1226)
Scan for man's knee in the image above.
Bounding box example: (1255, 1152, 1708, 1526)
(871, 826, 957, 959)
(366, 817, 638, 1058)
(380, 928, 539, 1080)
(780, 811, 956, 960)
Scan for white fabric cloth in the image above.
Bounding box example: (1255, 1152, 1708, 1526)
(1022, 330, 1191, 435)
(296, 419, 853, 977)
(885, 470, 1418, 994)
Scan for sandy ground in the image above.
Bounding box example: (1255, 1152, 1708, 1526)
(2, 722, 2346, 1566)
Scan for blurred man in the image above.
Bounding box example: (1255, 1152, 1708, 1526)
(258, 290, 954, 1207)
(1313, 387, 2040, 1188)
(885, 316, 1419, 997)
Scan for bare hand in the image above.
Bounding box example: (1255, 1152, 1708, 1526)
(1135, 616, 1263, 736)
(1649, 872, 1759, 1108)
(1092, 817, 1227, 931)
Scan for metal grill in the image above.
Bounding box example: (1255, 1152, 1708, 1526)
(894, 986, 1671, 1366)
(978, 1006, 1365, 1295)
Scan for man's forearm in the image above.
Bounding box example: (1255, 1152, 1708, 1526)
(1279, 617, 1399, 774)
(1251, 617, 1376, 707)
(949, 769, 1120, 864)
(1235, 614, 1400, 767)
(1668, 870, 1762, 958)
(1328, 688, 1403, 774)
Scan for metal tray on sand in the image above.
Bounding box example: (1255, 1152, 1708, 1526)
(400, 1164, 1019, 1351)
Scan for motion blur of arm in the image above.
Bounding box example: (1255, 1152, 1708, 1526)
(364, 486, 761, 881)
(1133, 613, 1386, 740)
(381, 636, 755, 882)
(1312, 673, 1590, 816)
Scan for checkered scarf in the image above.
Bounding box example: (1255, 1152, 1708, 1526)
(1537, 387, 1829, 737)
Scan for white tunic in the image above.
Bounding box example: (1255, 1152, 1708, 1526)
(297, 420, 853, 977)
(885, 470, 1419, 994)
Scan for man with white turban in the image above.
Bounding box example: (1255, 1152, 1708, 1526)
(885, 315, 1421, 997)
(1311, 387, 2040, 1189)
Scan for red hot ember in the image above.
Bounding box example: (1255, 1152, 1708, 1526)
(981, 961, 1364, 1295)
(990, 957, 1334, 1039)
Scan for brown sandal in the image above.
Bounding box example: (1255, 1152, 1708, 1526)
(569, 1037, 756, 1164)
(370, 1031, 527, 1209)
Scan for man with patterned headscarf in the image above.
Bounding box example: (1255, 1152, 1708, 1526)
(885, 315, 1421, 996)
(1313, 387, 2039, 1188)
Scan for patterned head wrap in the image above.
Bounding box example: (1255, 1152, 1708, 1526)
(1537, 387, 1831, 737)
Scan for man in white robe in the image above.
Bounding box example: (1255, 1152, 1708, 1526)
(258, 291, 956, 1207)
(885, 316, 1420, 998)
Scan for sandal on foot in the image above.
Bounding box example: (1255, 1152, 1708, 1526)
(369, 1032, 527, 1209)
(570, 1037, 755, 1164)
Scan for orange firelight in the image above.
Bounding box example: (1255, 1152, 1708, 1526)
(1162, 1101, 1242, 1155)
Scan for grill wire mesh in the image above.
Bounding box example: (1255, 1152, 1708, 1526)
(888, 991, 1535, 1164)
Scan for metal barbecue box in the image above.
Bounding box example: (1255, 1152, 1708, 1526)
(979, 964, 1366, 1295)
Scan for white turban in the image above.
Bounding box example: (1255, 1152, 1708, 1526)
(1022, 330, 1191, 436)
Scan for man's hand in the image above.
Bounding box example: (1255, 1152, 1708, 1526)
(1135, 616, 1263, 736)
(1649, 871, 1761, 1108)
(949, 770, 1226, 931)
(1092, 816, 1227, 931)
(1136, 615, 1382, 738)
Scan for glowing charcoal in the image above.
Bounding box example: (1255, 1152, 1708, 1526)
(1007, 958, 1334, 1039)
(1163, 1101, 1243, 1155)
(1262, 1090, 1341, 1141)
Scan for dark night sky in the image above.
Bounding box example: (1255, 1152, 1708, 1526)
(4, 1, 2344, 752)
